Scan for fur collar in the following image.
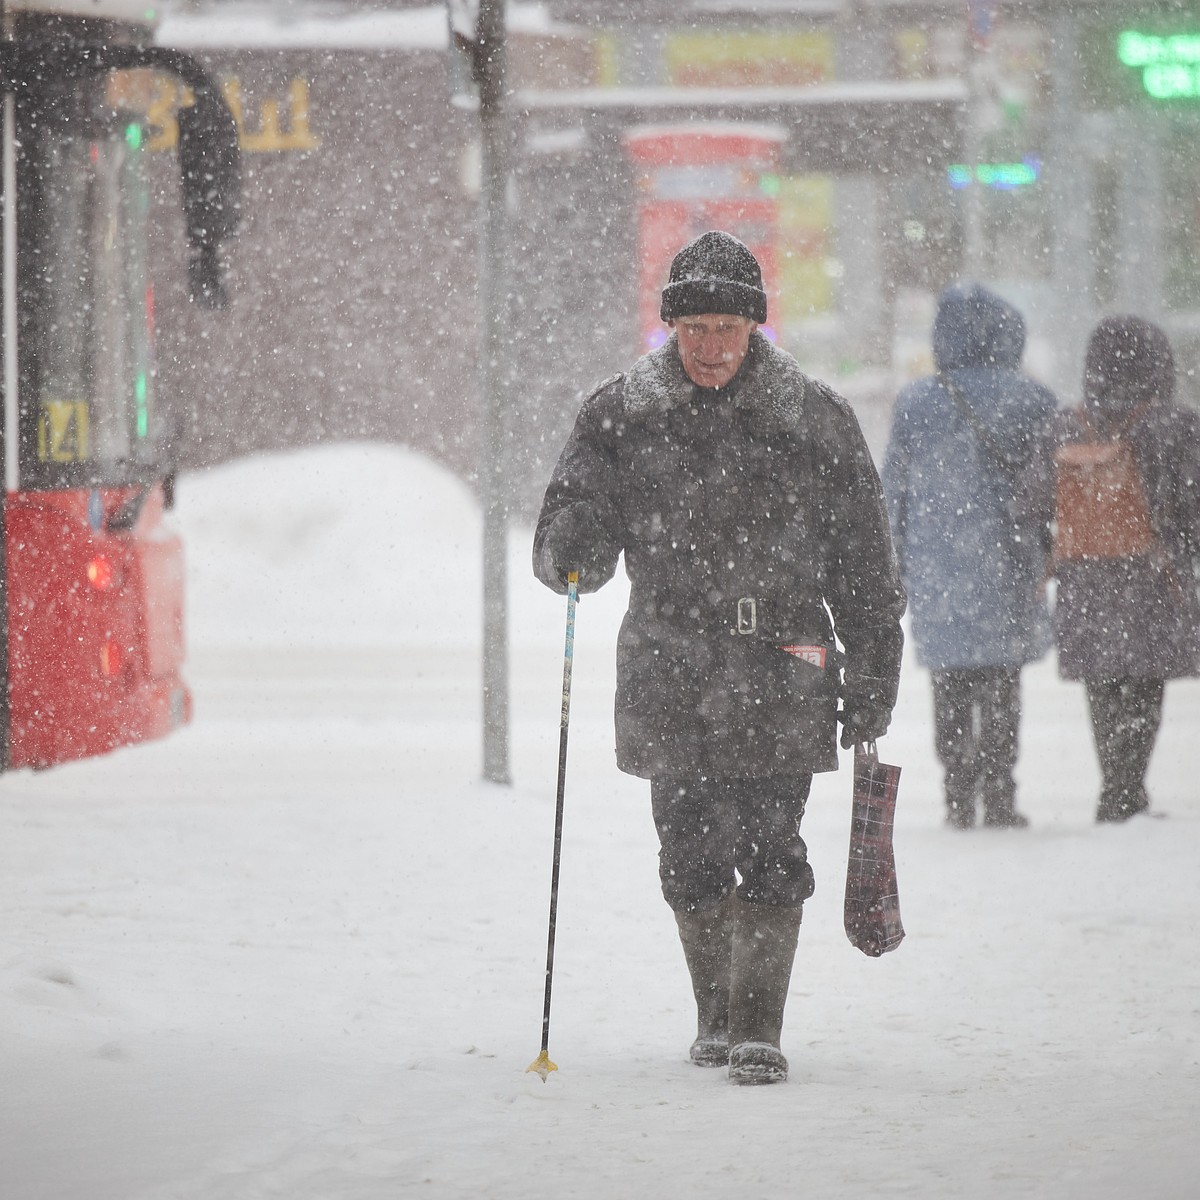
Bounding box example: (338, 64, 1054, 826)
(621, 330, 824, 434)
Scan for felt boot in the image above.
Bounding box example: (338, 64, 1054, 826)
(727, 897, 802, 1085)
(674, 896, 733, 1066)
(982, 788, 1029, 829)
(1096, 784, 1150, 823)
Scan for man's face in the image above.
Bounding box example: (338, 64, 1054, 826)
(671, 314, 756, 389)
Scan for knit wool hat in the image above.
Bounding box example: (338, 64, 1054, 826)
(659, 230, 767, 324)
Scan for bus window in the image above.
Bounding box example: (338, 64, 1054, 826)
(19, 76, 158, 490)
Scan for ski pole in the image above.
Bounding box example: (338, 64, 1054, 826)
(527, 569, 579, 1082)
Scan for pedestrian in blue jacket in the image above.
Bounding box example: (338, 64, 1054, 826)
(883, 283, 1057, 828)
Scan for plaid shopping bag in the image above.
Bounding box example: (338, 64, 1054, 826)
(844, 744, 905, 957)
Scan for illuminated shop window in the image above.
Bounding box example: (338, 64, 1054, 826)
(1117, 31, 1200, 101)
(1163, 124, 1200, 309)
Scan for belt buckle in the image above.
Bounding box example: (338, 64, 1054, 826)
(736, 596, 757, 635)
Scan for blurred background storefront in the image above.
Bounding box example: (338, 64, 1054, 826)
(153, 0, 1200, 514)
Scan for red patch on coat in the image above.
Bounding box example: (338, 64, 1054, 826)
(780, 645, 826, 668)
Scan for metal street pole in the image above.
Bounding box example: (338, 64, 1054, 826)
(476, 0, 511, 784)
(963, 51, 987, 281)
(963, 0, 998, 282)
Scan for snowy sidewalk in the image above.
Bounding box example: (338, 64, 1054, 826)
(2, 445, 1198, 1200)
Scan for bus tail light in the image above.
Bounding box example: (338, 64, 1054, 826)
(87, 556, 118, 591)
(100, 641, 123, 678)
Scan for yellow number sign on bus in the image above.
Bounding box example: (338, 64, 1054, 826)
(37, 399, 91, 463)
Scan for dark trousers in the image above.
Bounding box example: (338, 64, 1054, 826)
(650, 775, 815, 913)
(1085, 677, 1164, 820)
(931, 667, 1021, 820)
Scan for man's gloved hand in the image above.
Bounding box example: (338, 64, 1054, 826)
(838, 702, 891, 749)
(838, 676, 893, 749)
(544, 506, 616, 593)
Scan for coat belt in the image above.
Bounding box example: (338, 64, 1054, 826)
(633, 593, 824, 638)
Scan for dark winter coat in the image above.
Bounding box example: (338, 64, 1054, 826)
(533, 331, 906, 780)
(1019, 316, 1200, 681)
(882, 284, 1057, 671)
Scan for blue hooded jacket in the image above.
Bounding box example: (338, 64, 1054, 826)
(882, 284, 1056, 670)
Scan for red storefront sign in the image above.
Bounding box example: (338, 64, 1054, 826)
(624, 124, 785, 352)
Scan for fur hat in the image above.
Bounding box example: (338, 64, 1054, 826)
(659, 231, 767, 324)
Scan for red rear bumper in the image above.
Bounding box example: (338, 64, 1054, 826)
(6, 485, 192, 770)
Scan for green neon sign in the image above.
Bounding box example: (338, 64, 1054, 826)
(1117, 30, 1200, 100)
(947, 161, 1040, 190)
(135, 373, 148, 438)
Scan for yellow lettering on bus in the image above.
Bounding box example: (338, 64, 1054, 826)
(37, 400, 91, 464)
(145, 78, 193, 152)
(224, 78, 320, 152)
(145, 77, 319, 153)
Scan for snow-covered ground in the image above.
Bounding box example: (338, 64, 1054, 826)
(3, 442, 1198, 1200)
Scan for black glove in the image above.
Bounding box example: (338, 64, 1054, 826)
(545, 506, 616, 593)
(839, 702, 891, 749)
(838, 675, 893, 749)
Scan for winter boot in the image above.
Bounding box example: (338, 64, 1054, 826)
(727, 897, 802, 1085)
(981, 786, 1029, 829)
(983, 805, 1029, 828)
(945, 783, 977, 829)
(944, 767, 979, 829)
(674, 896, 733, 1066)
(1097, 784, 1150, 823)
(945, 796, 976, 829)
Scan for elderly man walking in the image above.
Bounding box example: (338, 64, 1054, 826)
(533, 231, 905, 1084)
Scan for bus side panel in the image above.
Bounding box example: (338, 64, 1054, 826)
(138, 521, 188, 681)
(6, 487, 192, 770)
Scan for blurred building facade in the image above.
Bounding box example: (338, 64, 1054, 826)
(148, 0, 1200, 516)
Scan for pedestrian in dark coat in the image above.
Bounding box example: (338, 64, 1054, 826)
(1020, 316, 1200, 821)
(534, 231, 905, 1086)
(883, 283, 1057, 829)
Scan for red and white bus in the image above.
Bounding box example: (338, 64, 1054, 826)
(0, 0, 239, 770)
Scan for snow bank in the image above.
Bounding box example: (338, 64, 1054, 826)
(176, 440, 630, 653)
(178, 443, 483, 650)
